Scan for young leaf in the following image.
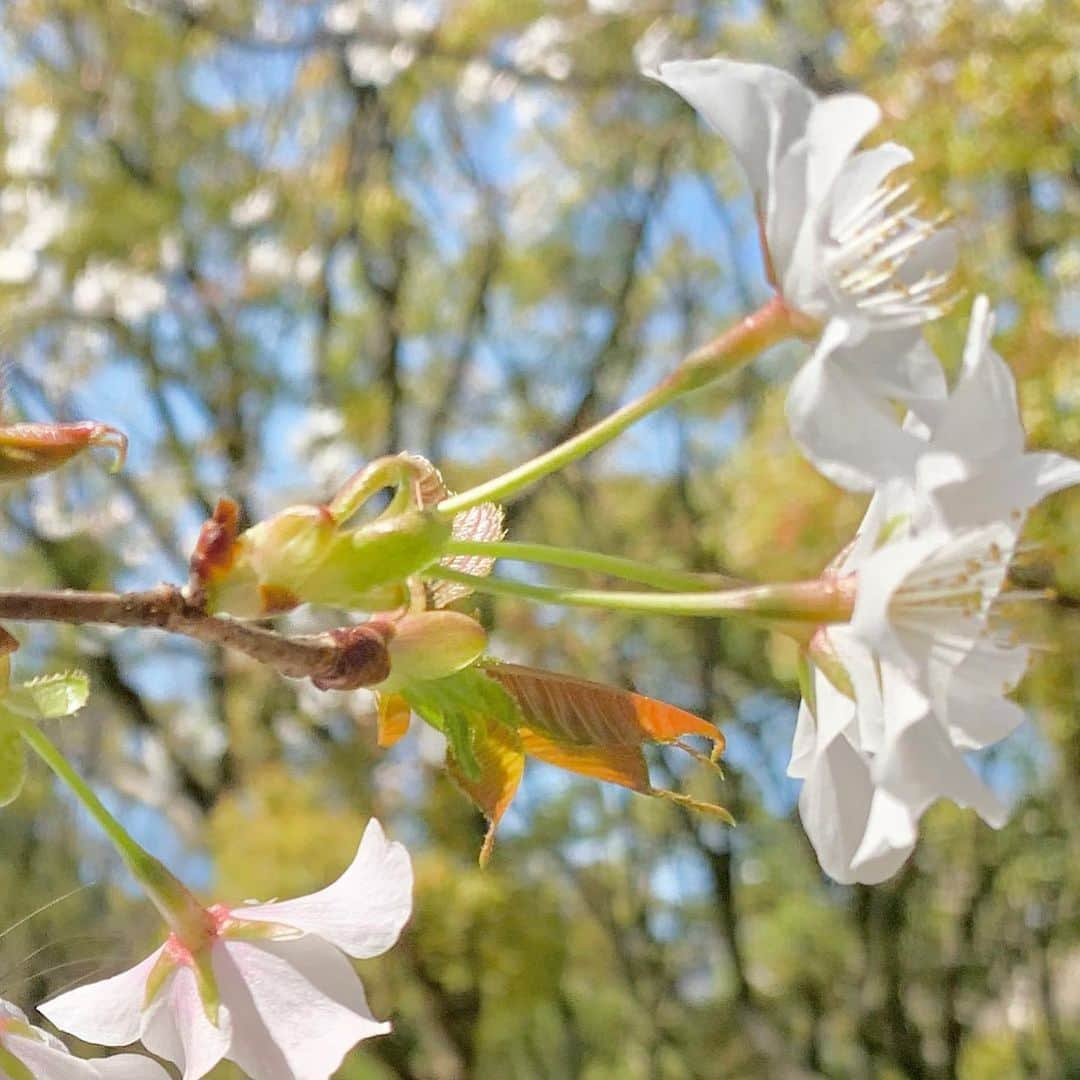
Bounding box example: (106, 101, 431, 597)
(399, 666, 522, 781)
(400, 666, 521, 736)
(376, 693, 412, 748)
(518, 727, 651, 792)
(447, 719, 525, 866)
(6, 671, 91, 721)
(482, 662, 723, 750)
(428, 501, 506, 609)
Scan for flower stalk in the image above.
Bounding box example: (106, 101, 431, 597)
(17, 722, 214, 950)
(436, 297, 798, 517)
(441, 539, 740, 592)
(425, 565, 855, 623)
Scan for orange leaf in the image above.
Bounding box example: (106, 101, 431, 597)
(377, 693, 412, 748)
(483, 663, 723, 751)
(447, 720, 525, 866)
(519, 727, 651, 794)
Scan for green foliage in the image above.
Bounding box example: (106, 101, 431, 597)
(401, 667, 522, 780)
(5, 672, 90, 721)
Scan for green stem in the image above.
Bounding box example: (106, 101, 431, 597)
(424, 566, 854, 623)
(18, 721, 213, 945)
(443, 539, 741, 592)
(436, 296, 795, 517)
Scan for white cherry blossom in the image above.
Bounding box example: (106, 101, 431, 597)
(789, 297, 1080, 882)
(41, 820, 413, 1080)
(650, 57, 957, 341)
(0, 998, 167, 1080)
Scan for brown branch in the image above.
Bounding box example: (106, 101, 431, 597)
(0, 586, 390, 691)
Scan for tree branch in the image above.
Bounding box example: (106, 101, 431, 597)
(0, 586, 389, 690)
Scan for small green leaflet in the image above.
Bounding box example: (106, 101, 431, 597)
(5, 670, 90, 721)
(399, 666, 522, 782)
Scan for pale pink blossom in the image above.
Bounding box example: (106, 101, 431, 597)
(41, 821, 413, 1080)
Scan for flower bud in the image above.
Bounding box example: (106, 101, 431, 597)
(0, 421, 127, 482)
(199, 502, 452, 618)
(378, 611, 488, 689)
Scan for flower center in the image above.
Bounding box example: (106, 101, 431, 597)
(162, 903, 233, 966)
(828, 178, 954, 327)
(888, 531, 1048, 652)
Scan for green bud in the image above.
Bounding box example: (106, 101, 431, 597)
(203, 503, 452, 617)
(378, 612, 488, 690)
(301, 510, 452, 608)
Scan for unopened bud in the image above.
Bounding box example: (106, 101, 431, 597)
(378, 611, 487, 689)
(199, 501, 452, 618)
(0, 421, 127, 482)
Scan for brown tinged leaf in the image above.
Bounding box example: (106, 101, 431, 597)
(447, 718, 526, 867)
(0, 421, 127, 482)
(518, 727, 651, 792)
(482, 662, 724, 751)
(443, 663, 730, 865)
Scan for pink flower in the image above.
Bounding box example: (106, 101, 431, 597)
(40, 820, 413, 1080)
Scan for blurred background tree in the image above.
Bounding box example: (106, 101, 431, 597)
(0, 1, 1077, 1077)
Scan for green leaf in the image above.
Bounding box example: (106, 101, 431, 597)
(6, 671, 91, 721)
(399, 666, 522, 782)
(0, 720, 27, 807)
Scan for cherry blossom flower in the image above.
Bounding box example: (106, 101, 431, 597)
(650, 57, 957, 341)
(41, 820, 413, 1080)
(789, 630, 1008, 884)
(788, 297, 1080, 882)
(0, 998, 167, 1080)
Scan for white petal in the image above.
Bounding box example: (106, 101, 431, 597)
(948, 693, 1026, 752)
(766, 137, 812, 289)
(232, 819, 412, 958)
(0, 1000, 29, 1024)
(650, 58, 814, 199)
(896, 224, 957, 285)
(828, 625, 885, 754)
(40, 948, 163, 1047)
(827, 143, 913, 237)
(3, 1032, 100, 1080)
(786, 321, 922, 491)
(930, 298, 1024, 464)
(798, 729, 874, 885)
(848, 789, 918, 883)
(89, 1055, 172, 1080)
(803, 94, 881, 207)
(942, 642, 1029, 750)
(873, 670, 1008, 830)
(215, 937, 388, 1080)
(923, 450, 1080, 531)
(850, 530, 955, 669)
(833, 332, 948, 416)
(139, 964, 231, 1080)
(788, 698, 817, 779)
(778, 94, 880, 307)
